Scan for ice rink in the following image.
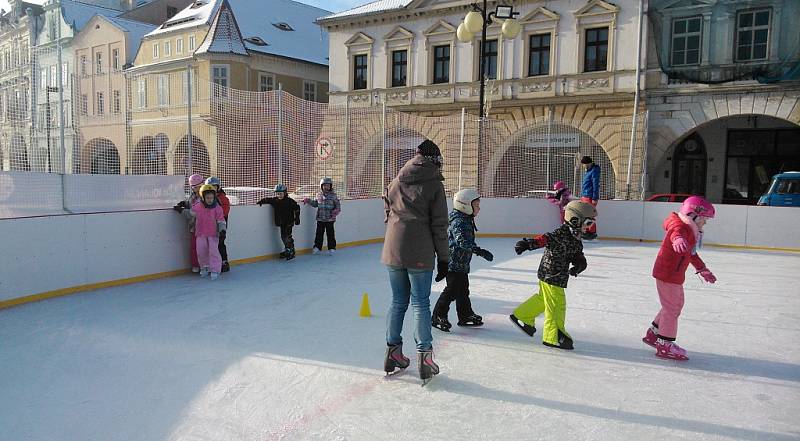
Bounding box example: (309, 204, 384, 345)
(1, 239, 799, 441)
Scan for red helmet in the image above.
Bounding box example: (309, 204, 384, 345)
(680, 196, 715, 219)
(553, 181, 566, 191)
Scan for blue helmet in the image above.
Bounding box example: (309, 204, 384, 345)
(205, 176, 221, 189)
(274, 184, 288, 193)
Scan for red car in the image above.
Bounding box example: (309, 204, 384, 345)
(646, 193, 694, 203)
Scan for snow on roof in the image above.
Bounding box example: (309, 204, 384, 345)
(148, 0, 330, 66)
(195, 0, 247, 56)
(107, 16, 157, 63)
(60, 0, 124, 31)
(319, 0, 411, 21)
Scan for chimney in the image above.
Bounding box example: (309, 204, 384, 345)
(120, 0, 135, 11)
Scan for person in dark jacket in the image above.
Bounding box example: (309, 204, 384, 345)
(432, 189, 494, 332)
(381, 139, 449, 382)
(510, 200, 596, 350)
(257, 184, 301, 261)
(579, 156, 600, 240)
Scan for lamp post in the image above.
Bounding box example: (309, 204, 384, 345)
(457, 2, 520, 190)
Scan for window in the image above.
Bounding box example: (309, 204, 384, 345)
(258, 72, 274, 91)
(528, 33, 551, 76)
(137, 79, 147, 108)
(80, 94, 88, 115)
(96, 51, 102, 74)
(112, 49, 120, 71)
(153, 43, 159, 59)
(176, 38, 184, 54)
(167, 6, 178, 17)
(776, 179, 800, 195)
(157, 75, 169, 106)
(212, 65, 229, 96)
(353, 54, 367, 90)
(584, 27, 609, 72)
(736, 9, 770, 61)
(433, 45, 450, 84)
(61, 63, 68, 86)
(182, 70, 192, 104)
(113, 90, 121, 114)
(41, 69, 47, 90)
(80, 55, 87, 76)
(50, 65, 57, 87)
(164, 41, 171, 56)
(97, 92, 104, 115)
(671, 17, 701, 66)
(189, 35, 196, 51)
(479, 39, 498, 80)
(391, 50, 407, 87)
(303, 81, 317, 101)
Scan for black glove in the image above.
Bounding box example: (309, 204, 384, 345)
(514, 238, 533, 255)
(218, 230, 227, 239)
(475, 247, 494, 262)
(172, 201, 187, 213)
(569, 254, 587, 277)
(257, 198, 267, 206)
(435, 260, 449, 282)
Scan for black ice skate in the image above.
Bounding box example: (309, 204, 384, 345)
(509, 314, 536, 337)
(285, 248, 296, 261)
(279, 249, 288, 259)
(431, 315, 452, 332)
(384, 343, 410, 375)
(418, 350, 439, 385)
(221, 261, 230, 273)
(457, 314, 483, 327)
(542, 330, 574, 350)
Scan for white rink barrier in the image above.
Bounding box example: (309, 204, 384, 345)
(1, 198, 798, 307)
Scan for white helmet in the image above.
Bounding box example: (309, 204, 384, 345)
(320, 177, 333, 189)
(564, 200, 597, 228)
(453, 188, 481, 215)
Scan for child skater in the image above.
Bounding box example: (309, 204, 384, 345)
(510, 200, 596, 350)
(546, 180, 572, 223)
(642, 196, 717, 361)
(191, 184, 227, 280)
(204, 177, 231, 272)
(303, 177, 341, 255)
(257, 184, 301, 261)
(432, 188, 494, 332)
(173, 173, 204, 273)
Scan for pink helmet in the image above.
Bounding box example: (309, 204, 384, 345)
(188, 174, 204, 187)
(680, 196, 715, 219)
(553, 181, 566, 191)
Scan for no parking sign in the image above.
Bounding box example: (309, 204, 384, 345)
(315, 137, 334, 161)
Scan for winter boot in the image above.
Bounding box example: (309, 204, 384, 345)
(384, 343, 410, 374)
(199, 267, 209, 278)
(642, 327, 658, 348)
(210, 272, 220, 281)
(431, 314, 452, 332)
(418, 350, 439, 381)
(543, 330, 574, 350)
(509, 314, 536, 337)
(655, 338, 689, 361)
(457, 314, 483, 327)
(221, 261, 230, 273)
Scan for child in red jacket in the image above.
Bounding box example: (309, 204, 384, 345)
(643, 196, 717, 360)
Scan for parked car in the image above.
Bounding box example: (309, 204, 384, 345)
(646, 193, 693, 203)
(757, 172, 800, 207)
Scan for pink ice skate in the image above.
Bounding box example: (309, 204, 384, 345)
(655, 339, 688, 361)
(642, 327, 658, 348)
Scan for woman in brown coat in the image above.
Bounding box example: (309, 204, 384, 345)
(381, 140, 450, 382)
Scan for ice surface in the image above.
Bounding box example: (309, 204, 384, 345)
(1, 239, 799, 440)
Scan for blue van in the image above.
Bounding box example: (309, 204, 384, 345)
(757, 172, 800, 207)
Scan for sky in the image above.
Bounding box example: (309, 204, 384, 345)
(0, 0, 367, 15)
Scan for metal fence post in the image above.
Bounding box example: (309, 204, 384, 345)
(187, 66, 193, 176)
(278, 84, 283, 184)
(458, 107, 465, 190)
(546, 105, 553, 188)
(381, 100, 386, 192)
(343, 99, 349, 196)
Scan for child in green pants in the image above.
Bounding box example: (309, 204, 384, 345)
(510, 200, 596, 350)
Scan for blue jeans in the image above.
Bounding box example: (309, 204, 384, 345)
(386, 266, 434, 352)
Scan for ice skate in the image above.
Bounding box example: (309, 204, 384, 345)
(457, 314, 483, 327)
(328, 249, 336, 256)
(384, 343, 410, 374)
(418, 350, 439, 385)
(221, 261, 230, 273)
(210, 272, 219, 281)
(191, 266, 200, 273)
(199, 267, 209, 278)
(655, 339, 689, 361)
(279, 249, 288, 259)
(285, 248, 296, 261)
(642, 327, 658, 348)
(431, 315, 452, 332)
(509, 314, 536, 337)
(543, 330, 574, 350)
(312, 247, 321, 255)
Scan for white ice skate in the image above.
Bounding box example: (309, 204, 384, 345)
(210, 272, 219, 281)
(199, 267, 209, 278)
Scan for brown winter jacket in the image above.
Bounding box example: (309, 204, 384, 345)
(381, 155, 449, 271)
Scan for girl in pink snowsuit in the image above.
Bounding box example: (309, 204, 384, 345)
(546, 181, 572, 223)
(191, 184, 227, 280)
(642, 196, 716, 360)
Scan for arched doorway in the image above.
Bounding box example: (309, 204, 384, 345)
(130, 134, 168, 175)
(355, 128, 426, 198)
(672, 133, 707, 196)
(173, 136, 210, 179)
(487, 123, 615, 199)
(9, 134, 29, 171)
(86, 138, 120, 174)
